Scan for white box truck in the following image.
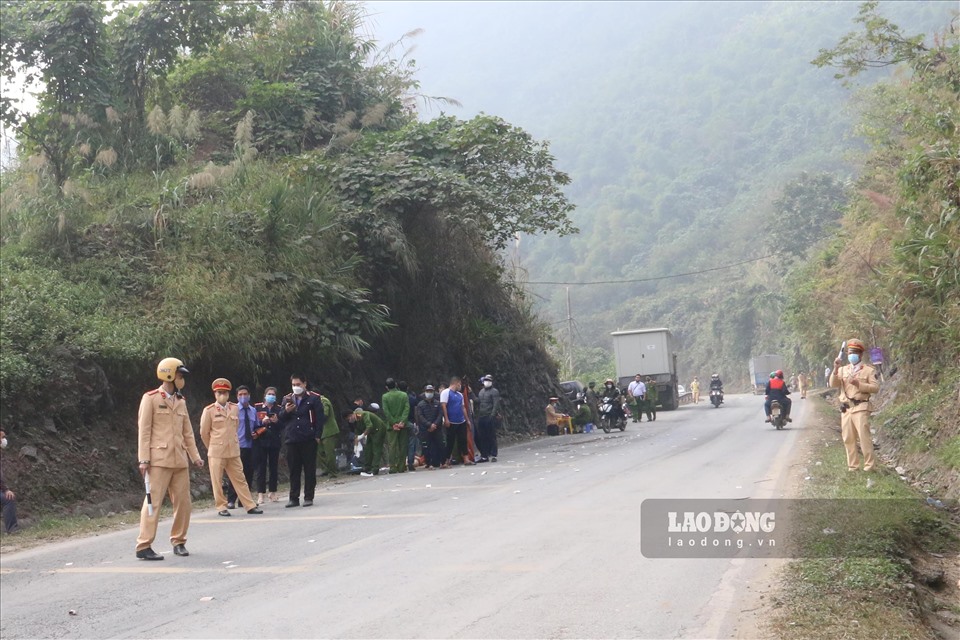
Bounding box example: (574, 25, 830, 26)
(611, 328, 680, 410)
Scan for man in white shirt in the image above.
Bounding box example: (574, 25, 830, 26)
(627, 374, 647, 423)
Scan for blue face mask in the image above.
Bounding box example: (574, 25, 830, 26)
(238, 396, 250, 407)
(848, 353, 861, 365)
(265, 394, 276, 404)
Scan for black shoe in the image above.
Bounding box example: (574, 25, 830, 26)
(490, 456, 497, 462)
(477, 458, 489, 463)
(227, 502, 236, 509)
(302, 500, 313, 507)
(285, 500, 300, 508)
(218, 510, 231, 517)
(136, 548, 164, 561)
(247, 507, 263, 514)
(172, 544, 189, 557)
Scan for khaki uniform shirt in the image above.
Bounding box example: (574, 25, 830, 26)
(200, 402, 241, 458)
(829, 363, 880, 414)
(545, 404, 562, 426)
(137, 387, 201, 468)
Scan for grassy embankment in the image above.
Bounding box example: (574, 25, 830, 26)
(769, 392, 959, 639)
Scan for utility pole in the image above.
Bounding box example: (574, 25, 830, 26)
(566, 286, 574, 376)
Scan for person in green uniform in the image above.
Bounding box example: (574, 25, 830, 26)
(572, 395, 592, 433)
(317, 394, 340, 478)
(346, 408, 388, 476)
(645, 377, 659, 422)
(382, 378, 411, 474)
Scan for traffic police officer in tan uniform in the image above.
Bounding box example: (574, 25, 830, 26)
(136, 358, 204, 561)
(200, 378, 263, 517)
(829, 339, 880, 471)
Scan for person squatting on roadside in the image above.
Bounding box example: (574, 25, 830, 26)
(135, 358, 204, 561)
(200, 378, 263, 517)
(829, 339, 880, 472)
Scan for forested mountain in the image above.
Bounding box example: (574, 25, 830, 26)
(369, 1, 956, 386)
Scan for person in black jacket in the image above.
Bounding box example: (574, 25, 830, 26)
(277, 374, 323, 508)
(252, 387, 284, 503)
(415, 385, 445, 469)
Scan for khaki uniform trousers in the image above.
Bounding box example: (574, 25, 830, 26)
(841, 409, 875, 471)
(209, 456, 256, 510)
(136, 465, 192, 552)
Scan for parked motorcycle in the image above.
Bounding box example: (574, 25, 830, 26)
(770, 400, 785, 430)
(598, 399, 626, 433)
(710, 388, 724, 407)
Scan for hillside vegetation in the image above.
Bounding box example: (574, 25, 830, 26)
(0, 1, 573, 511)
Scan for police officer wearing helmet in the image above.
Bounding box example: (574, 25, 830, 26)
(829, 339, 880, 471)
(136, 358, 204, 561)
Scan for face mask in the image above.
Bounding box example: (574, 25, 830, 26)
(292, 385, 305, 396)
(425, 392, 434, 400)
(215, 392, 229, 404)
(0, 437, 7, 449)
(238, 396, 249, 407)
(848, 353, 861, 365)
(265, 394, 276, 404)
(483, 381, 492, 388)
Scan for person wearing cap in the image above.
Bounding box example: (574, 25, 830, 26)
(316, 392, 341, 479)
(644, 377, 659, 421)
(415, 385, 445, 469)
(135, 358, 204, 561)
(585, 381, 600, 425)
(545, 396, 565, 435)
(200, 378, 263, 517)
(829, 339, 880, 471)
(627, 374, 647, 423)
(346, 406, 387, 476)
(475, 374, 501, 462)
(382, 378, 411, 474)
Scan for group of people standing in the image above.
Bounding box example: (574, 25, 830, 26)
(134, 358, 503, 561)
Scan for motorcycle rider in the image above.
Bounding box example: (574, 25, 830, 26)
(709, 373, 724, 404)
(764, 370, 792, 422)
(600, 378, 625, 424)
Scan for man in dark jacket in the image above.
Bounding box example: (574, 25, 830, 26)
(764, 371, 792, 423)
(277, 374, 323, 507)
(0, 430, 20, 534)
(415, 385, 445, 469)
(476, 374, 501, 462)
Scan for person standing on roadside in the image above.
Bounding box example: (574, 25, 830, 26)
(690, 377, 701, 404)
(797, 372, 808, 399)
(441, 377, 473, 467)
(317, 393, 340, 479)
(226, 385, 257, 509)
(200, 378, 263, 517)
(585, 381, 600, 425)
(415, 385, 445, 469)
(382, 378, 411, 474)
(476, 374, 501, 462)
(829, 339, 880, 472)
(0, 429, 20, 534)
(135, 358, 204, 560)
(252, 387, 283, 503)
(645, 377, 659, 421)
(277, 374, 323, 507)
(627, 374, 647, 423)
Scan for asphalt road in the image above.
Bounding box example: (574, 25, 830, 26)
(0, 394, 808, 639)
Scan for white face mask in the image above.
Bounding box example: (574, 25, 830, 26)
(425, 393, 434, 400)
(0, 437, 7, 449)
(292, 385, 305, 396)
(483, 381, 492, 388)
